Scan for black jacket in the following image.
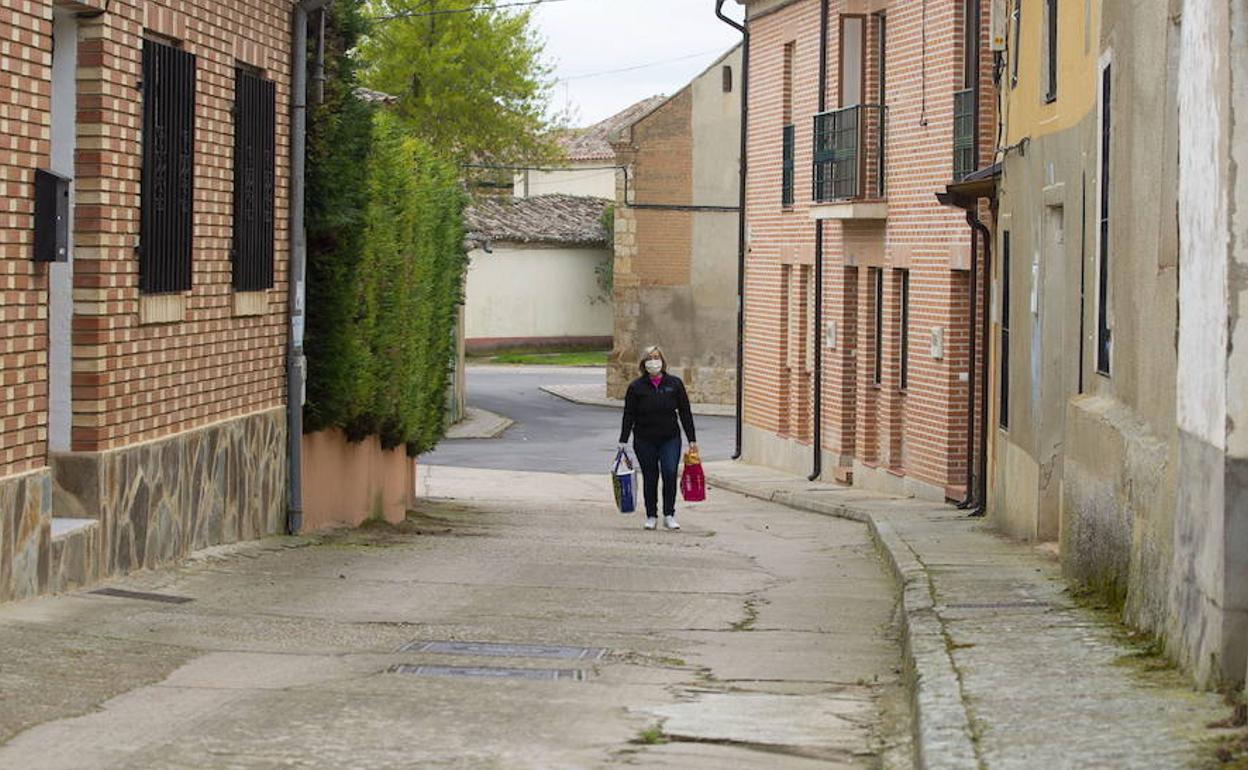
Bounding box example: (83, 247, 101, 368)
(619, 373, 697, 444)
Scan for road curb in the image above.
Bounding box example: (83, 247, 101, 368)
(705, 470, 982, 770)
(444, 407, 514, 440)
(539, 384, 736, 417)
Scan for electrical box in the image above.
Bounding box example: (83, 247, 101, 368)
(34, 169, 71, 263)
(825, 319, 837, 350)
(930, 326, 945, 360)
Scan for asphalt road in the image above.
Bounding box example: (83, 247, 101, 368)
(420, 365, 737, 473)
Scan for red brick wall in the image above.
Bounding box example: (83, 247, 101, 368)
(70, 0, 290, 452)
(0, 0, 52, 477)
(1, 0, 291, 479)
(743, 0, 994, 494)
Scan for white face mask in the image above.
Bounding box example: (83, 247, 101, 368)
(644, 359, 663, 375)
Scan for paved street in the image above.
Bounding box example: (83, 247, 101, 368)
(0, 369, 904, 769)
(421, 366, 736, 473)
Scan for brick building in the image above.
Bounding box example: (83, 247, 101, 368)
(608, 44, 742, 405)
(735, 0, 994, 500)
(1, 0, 294, 600)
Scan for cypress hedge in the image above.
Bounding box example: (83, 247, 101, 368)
(304, 0, 467, 457)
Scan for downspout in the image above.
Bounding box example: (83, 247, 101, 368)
(808, 0, 829, 481)
(287, 0, 331, 535)
(957, 211, 979, 508)
(716, 0, 748, 460)
(972, 211, 991, 517)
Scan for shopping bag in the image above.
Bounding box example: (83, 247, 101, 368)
(680, 448, 706, 502)
(612, 448, 637, 514)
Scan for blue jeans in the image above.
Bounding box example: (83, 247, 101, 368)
(633, 435, 681, 518)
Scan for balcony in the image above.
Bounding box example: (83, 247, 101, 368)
(953, 88, 976, 182)
(810, 104, 887, 221)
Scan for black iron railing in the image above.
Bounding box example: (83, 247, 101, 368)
(232, 67, 277, 291)
(953, 88, 976, 181)
(812, 104, 885, 202)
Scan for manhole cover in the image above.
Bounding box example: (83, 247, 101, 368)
(386, 664, 586, 681)
(397, 640, 607, 660)
(944, 601, 1051, 609)
(89, 588, 193, 604)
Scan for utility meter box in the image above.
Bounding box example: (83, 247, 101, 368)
(34, 168, 71, 263)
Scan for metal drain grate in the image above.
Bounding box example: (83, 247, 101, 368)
(387, 664, 586, 681)
(397, 640, 607, 660)
(89, 587, 193, 604)
(944, 601, 1051, 609)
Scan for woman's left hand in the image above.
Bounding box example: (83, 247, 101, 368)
(689, 442, 699, 453)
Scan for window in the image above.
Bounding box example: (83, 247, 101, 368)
(899, 269, 910, 390)
(139, 38, 196, 294)
(1044, 0, 1058, 102)
(1096, 61, 1112, 375)
(782, 42, 795, 207)
(1000, 232, 1011, 428)
(1010, 2, 1021, 88)
(873, 268, 884, 386)
(722, 65, 733, 93)
(962, 0, 977, 90)
(232, 66, 276, 291)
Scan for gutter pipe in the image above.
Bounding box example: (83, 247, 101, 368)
(970, 212, 992, 516)
(808, 0, 828, 481)
(287, 0, 331, 535)
(715, 0, 748, 460)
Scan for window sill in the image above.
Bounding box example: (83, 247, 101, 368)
(139, 293, 186, 325)
(234, 290, 268, 317)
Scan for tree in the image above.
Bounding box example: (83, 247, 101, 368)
(359, 0, 564, 166)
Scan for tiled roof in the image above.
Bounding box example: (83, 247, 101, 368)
(559, 96, 666, 161)
(464, 194, 610, 247)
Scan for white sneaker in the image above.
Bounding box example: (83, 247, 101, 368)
(664, 516, 680, 530)
(643, 518, 657, 530)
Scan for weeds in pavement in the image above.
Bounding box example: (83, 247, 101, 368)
(634, 726, 668, 745)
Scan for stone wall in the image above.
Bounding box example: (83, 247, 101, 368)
(51, 408, 285, 582)
(0, 469, 52, 602)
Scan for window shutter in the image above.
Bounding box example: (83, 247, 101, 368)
(140, 38, 196, 294)
(232, 67, 277, 291)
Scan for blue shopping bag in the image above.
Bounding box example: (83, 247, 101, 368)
(612, 448, 637, 514)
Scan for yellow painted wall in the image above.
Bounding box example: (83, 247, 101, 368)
(1002, 0, 1100, 143)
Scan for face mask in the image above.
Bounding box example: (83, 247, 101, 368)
(645, 359, 663, 375)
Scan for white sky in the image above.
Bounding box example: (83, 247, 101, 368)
(531, 0, 744, 126)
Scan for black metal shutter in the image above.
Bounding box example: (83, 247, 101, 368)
(231, 67, 276, 291)
(140, 39, 196, 294)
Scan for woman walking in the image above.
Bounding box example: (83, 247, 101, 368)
(619, 345, 698, 530)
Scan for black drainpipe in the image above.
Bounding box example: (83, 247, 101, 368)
(287, 0, 332, 534)
(957, 211, 979, 508)
(808, 0, 829, 481)
(968, 211, 991, 516)
(716, 0, 748, 460)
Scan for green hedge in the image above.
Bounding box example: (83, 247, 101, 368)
(304, 0, 467, 456)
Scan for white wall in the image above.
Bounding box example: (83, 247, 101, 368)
(464, 244, 613, 344)
(512, 164, 616, 199)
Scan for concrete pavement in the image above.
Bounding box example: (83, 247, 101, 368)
(705, 460, 1235, 770)
(0, 466, 904, 769)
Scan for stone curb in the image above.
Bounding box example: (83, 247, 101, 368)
(538, 384, 736, 417)
(704, 470, 982, 770)
(444, 407, 514, 440)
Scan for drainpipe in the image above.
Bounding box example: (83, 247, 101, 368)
(287, 0, 331, 535)
(956, 212, 978, 508)
(808, 0, 829, 482)
(971, 211, 992, 516)
(716, 0, 748, 460)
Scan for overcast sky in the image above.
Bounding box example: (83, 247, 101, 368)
(531, 0, 744, 126)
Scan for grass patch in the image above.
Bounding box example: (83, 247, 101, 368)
(730, 598, 760, 632)
(634, 726, 668, 745)
(481, 350, 608, 366)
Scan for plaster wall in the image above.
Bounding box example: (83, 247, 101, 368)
(513, 165, 616, 199)
(464, 244, 614, 346)
(301, 430, 413, 531)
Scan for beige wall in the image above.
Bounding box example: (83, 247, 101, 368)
(464, 243, 614, 346)
(513, 164, 616, 199)
(302, 429, 413, 531)
(609, 46, 742, 404)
